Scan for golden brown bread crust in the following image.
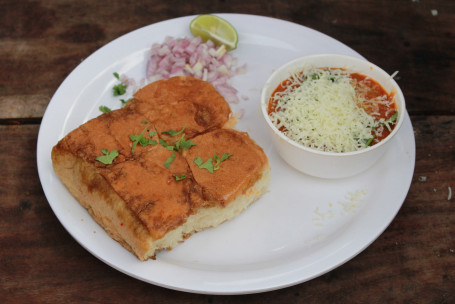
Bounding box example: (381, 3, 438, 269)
(183, 129, 268, 206)
(51, 76, 269, 260)
(98, 145, 204, 240)
(51, 143, 153, 258)
(133, 76, 233, 143)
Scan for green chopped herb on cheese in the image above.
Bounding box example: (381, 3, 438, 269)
(175, 134, 196, 152)
(194, 153, 232, 173)
(173, 174, 187, 181)
(160, 133, 195, 153)
(96, 149, 119, 165)
(159, 138, 174, 151)
(162, 126, 186, 136)
(213, 153, 232, 170)
(129, 126, 157, 154)
(164, 152, 176, 169)
(194, 156, 214, 173)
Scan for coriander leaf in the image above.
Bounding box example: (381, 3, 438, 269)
(164, 152, 176, 169)
(162, 126, 185, 136)
(139, 137, 148, 145)
(113, 72, 120, 79)
(194, 156, 214, 173)
(364, 136, 375, 146)
(180, 139, 196, 151)
(159, 138, 168, 147)
(139, 137, 157, 147)
(149, 131, 157, 137)
(173, 174, 187, 181)
(220, 153, 232, 162)
(99, 105, 111, 113)
(310, 73, 320, 80)
(120, 98, 132, 106)
(129, 134, 141, 154)
(159, 138, 174, 150)
(213, 153, 232, 170)
(175, 134, 196, 152)
(194, 157, 203, 167)
(386, 111, 398, 124)
(96, 149, 119, 165)
(129, 126, 157, 154)
(213, 154, 220, 170)
(380, 111, 399, 132)
(141, 120, 148, 124)
(113, 83, 127, 96)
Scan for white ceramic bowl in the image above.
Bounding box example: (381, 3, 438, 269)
(261, 54, 406, 179)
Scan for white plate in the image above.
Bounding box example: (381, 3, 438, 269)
(37, 14, 415, 294)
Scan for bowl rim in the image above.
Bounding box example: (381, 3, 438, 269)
(260, 53, 406, 157)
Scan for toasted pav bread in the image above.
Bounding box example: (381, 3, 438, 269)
(51, 76, 270, 260)
(183, 129, 269, 206)
(57, 108, 160, 166)
(99, 146, 203, 240)
(133, 76, 235, 143)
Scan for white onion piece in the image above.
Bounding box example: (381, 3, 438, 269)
(144, 36, 246, 104)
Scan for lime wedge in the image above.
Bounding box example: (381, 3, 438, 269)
(190, 14, 238, 50)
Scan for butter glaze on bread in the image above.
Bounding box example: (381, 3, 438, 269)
(51, 76, 270, 260)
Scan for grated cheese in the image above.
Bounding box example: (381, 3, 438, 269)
(269, 67, 393, 153)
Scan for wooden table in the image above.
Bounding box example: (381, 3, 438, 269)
(1, 1, 454, 302)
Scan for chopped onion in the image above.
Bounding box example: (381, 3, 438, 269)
(144, 36, 246, 104)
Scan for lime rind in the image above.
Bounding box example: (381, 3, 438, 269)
(190, 14, 238, 50)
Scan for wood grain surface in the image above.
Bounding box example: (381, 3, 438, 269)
(1, 0, 454, 303)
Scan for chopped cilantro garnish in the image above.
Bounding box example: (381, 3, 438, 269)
(365, 137, 375, 146)
(173, 174, 187, 181)
(386, 111, 398, 124)
(380, 111, 398, 132)
(214, 153, 232, 170)
(175, 134, 196, 152)
(194, 156, 214, 173)
(99, 105, 111, 113)
(194, 153, 232, 173)
(164, 152, 176, 169)
(129, 126, 157, 154)
(310, 73, 320, 80)
(149, 130, 157, 137)
(162, 126, 185, 136)
(141, 120, 148, 124)
(120, 98, 132, 106)
(139, 137, 157, 147)
(112, 72, 127, 96)
(96, 149, 118, 165)
(158, 126, 196, 153)
(129, 127, 147, 154)
(113, 83, 127, 96)
(160, 134, 195, 152)
(159, 138, 174, 150)
(159, 138, 168, 147)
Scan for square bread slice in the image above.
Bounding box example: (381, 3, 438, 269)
(51, 76, 270, 260)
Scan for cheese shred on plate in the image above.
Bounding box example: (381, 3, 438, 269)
(269, 67, 393, 153)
